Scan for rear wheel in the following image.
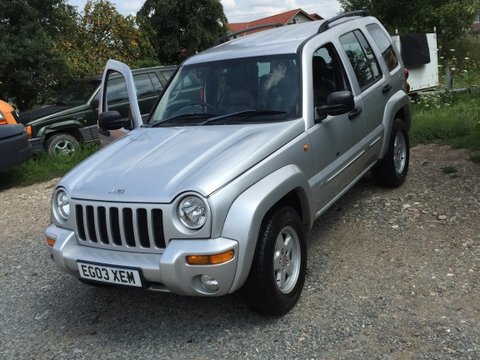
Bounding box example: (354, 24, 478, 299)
(46, 133, 79, 155)
(244, 206, 306, 316)
(372, 118, 409, 187)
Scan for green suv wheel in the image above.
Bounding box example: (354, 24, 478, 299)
(46, 133, 79, 155)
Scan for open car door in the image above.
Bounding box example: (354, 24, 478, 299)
(98, 60, 143, 131)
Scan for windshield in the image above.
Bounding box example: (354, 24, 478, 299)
(55, 79, 101, 106)
(149, 54, 301, 126)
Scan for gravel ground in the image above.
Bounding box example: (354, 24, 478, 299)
(0, 144, 479, 359)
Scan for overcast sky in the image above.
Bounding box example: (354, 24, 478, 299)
(67, 0, 342, 22)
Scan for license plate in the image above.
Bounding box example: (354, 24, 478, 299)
(77, 262, 143, 287)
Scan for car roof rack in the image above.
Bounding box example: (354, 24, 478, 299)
(214, 23, 284, 45)
(317, 10, 369, 34)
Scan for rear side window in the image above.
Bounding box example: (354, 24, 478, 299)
(366, 23, 399, 72)
(149, 73, 163, 93)
(340, 30, 382, 90)
(161, 69, 176, 81)
(134, 73, 156, 97)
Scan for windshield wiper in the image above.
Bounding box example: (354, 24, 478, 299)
(200, 110, 287, 125)
(151, 112, 217, 127)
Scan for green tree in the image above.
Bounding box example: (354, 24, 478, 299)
(339, 0, 480, 43)
(58, 0, 156, 78)
(137, 0, 228, 64)
(0, 0, 77, 109)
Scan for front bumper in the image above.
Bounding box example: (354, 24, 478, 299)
(28, 136, 45, 154)
(45, 224, 239, 296)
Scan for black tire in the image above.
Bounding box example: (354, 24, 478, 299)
(244, 206, 306, 316)
(46, 133, 79, 155)
(372, 118, 409, 187)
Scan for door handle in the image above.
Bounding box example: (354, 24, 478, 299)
(348, 107, 362, 120)
(382, 83, 392, 93)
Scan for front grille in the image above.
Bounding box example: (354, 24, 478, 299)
(75, 203, 166, 252)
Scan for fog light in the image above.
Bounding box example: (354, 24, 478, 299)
(200, 274, 219, 292)
(46, 236, 56, 247)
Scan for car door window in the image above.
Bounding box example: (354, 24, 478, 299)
(366, 23, 399, 72)
(340, 30, 382, 90)
(149, 73, 163, 93)
(312, 44, 351, 107)
(134, 74, 156, 97)
(106, 77, 128, 103)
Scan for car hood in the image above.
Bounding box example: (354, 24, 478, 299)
(19, 104, 72, 124)
(60, 120, 304, 203)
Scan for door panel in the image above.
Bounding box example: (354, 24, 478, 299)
(308, 43, 366, 213)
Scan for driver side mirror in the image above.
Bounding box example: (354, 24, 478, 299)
(315, 91, 355, 121)
(98, 110, 131, 130)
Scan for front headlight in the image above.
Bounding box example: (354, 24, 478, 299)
(52, 188, 70, 223)
(177, 195, 208, 230)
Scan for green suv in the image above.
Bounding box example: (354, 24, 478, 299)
(20, 65, 176, 155)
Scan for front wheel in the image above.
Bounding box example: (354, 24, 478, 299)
(244, 206, 306, 316)
(46, 133, 79, 155)
(372, 118, 409, 187)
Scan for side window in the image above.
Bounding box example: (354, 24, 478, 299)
(149, 73, 163, 93)
(106, 76, 128, 103)
(340, 30, 382, 90)
(312, 43, 351, 107)
(366, 23, 399, 72)
(161, 69, 176, 82)
(133, 73, 156, 97)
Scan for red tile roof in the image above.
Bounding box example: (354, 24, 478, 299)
(228, 8, 323, 33)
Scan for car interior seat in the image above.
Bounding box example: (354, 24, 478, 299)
(259, 60, 298, 113)
(218, 68, 255, 114)
(312, 56, 336, 106)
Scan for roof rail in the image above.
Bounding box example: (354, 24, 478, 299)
(317, 10, 369, 34)
(214, 23, 284, 45)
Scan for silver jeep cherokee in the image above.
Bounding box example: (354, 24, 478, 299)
(45, 11, 411, 316)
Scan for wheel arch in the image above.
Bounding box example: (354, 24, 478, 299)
(380, 90, 411, 159)
(221, 164, 312, 293)
(42, 121, 84, 148)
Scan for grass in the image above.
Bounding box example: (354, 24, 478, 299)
(410, 92, 480, 151)
(0, 145, 99, 191)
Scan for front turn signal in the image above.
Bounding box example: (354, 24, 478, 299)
(46, 236, 56, 247)
(186, 249, 235, 265)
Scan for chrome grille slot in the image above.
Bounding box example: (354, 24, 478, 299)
(74, 202, 166, 253)
(75, 205, 86, 240)
(137, 208, 150, 248)
(97, 206, 109, 244)
(123, 208, 135, 247)
(152, 209, 166, 248)
(110, 207, 122, 246)
(86, 205, 97, 243)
